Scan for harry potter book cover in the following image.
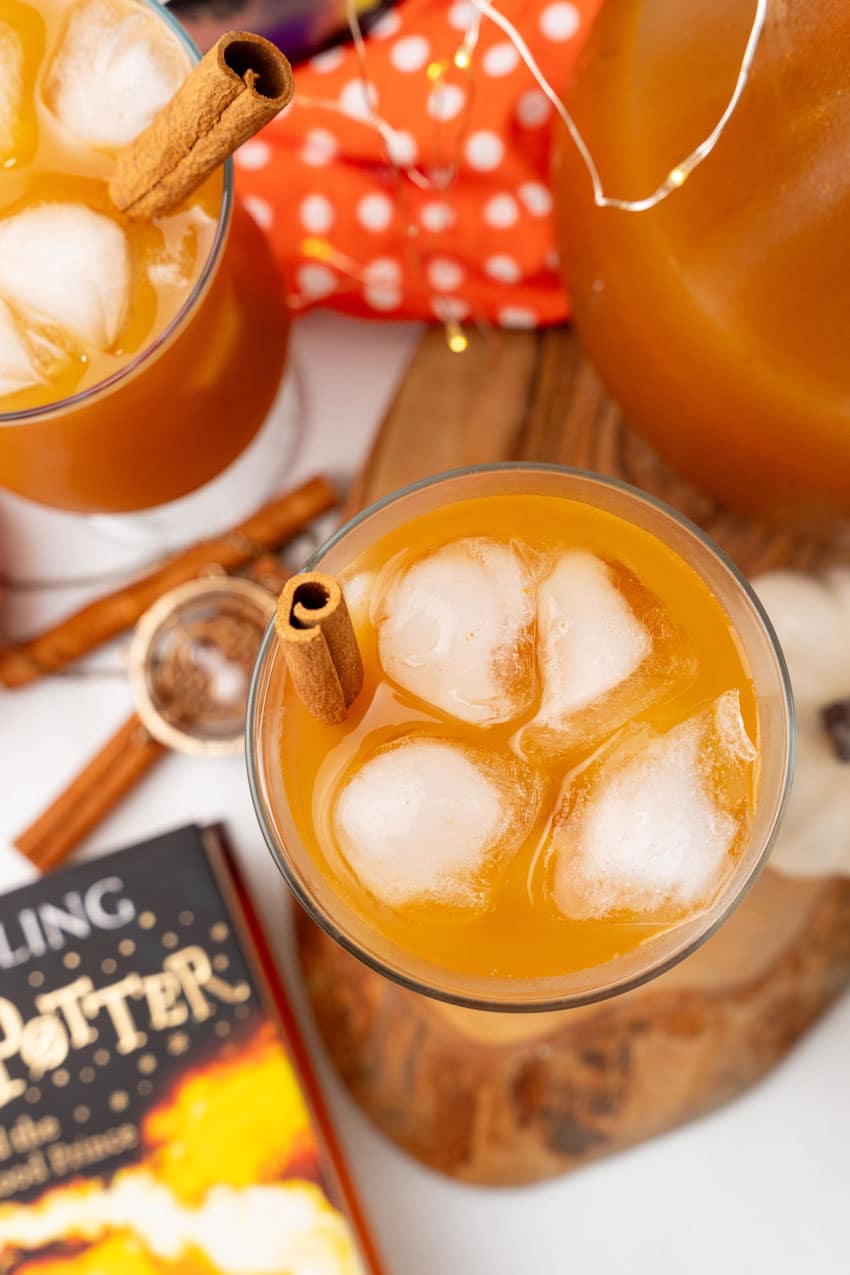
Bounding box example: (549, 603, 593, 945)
(0, 824, 382, 1274)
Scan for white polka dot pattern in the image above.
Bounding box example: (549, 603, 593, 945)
(365, 284, 402, 310)
(499, 306, 537, 328)
(540, 2, 581, 40)
(465, 130, 505, 172)
(448, 3, 474, 31)
(302, 129, 337, 167)
(485, 254, 522, 283)
(369, 9, 402, 39)
(357, 192, 395, 232)
(364, 258, 402, 286)
(300, 193, 334, 233)
(243, 196, 273, 231)
(428, 83, 466, 122)
(297, 263, 337, 298)
(483, 42, 520, 76)
(231, 0, 589, 330)
(516, 89, 552, 128)
(484, 193, 519, 228)
(519, 181, 553, 216)
(420, 202, 456, 232)
(390, 35, 431, 72)
(309, 46, 345, 74)
(235, 140, 270, 171)
(339, 79, 378, 121)
(433, 296, 471, 322)
(386, 129, 418, 167)
(427, 257, 465, 291)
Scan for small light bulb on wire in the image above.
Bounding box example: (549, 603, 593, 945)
(446, 322, 469, 354)
(301, 236, 334, 262)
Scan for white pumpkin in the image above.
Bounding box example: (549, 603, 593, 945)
(754, 568, 850, 878)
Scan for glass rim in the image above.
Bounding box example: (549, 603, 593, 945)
(0, 0, 233, 429)
(246, 461, 796, 1013)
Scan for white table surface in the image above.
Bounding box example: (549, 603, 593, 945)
(1, 311, 848, 1275)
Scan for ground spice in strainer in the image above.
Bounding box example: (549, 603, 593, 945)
(129, 577, 276, 755)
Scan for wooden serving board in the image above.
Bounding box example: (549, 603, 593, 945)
(295, 326, 850, 1185)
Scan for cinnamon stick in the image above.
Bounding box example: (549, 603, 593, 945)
(244, 553, 292, 597)
(276, 572, 364, 725)
(110, 32, 293, 219)
(15, 556, 291, 874)
(16, 715, 165, 872)
(0, 475, 335, 689)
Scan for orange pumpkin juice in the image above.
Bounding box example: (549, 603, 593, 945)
(278, 492, 759, 983)
(555, 0, 850, 525)
(0, 0, 287, 512)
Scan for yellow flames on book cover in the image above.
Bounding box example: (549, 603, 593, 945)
(0, 900, 365, 1274)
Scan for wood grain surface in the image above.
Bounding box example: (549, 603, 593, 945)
(297, 326, 850, 1184)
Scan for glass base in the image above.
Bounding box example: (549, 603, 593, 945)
(0, 368, 301, 643)
(88, 367, 302, 551)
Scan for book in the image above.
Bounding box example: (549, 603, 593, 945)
(0, 824, 383, 1274)
(168, 0, 398, 61)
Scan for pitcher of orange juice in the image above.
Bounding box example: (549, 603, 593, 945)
(555, 0, 850, 529)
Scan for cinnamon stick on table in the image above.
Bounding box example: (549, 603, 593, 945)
(0, 475, 335, 690)
(110, 32, 293, 219)
(16, 715, 165, 873)
(16, 557, 292, 874)
(276, 572, 364, 725)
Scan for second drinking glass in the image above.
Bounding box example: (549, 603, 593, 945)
(0, 0, 289, 515)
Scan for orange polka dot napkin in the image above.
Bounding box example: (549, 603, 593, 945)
(234, 0, 602, 327)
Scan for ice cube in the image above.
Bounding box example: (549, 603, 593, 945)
(0, 300, 69, 397)
(44, 0, 187, 149)
(0, 299, 40, 395)
(535, 551, 651, 715)
(0, 21, 23, 158)
(374, 538, 537, 725)
(521, 551, 694, 758)
(146, 207, 216, 291)
(548, 692, 756, 920)
(333, 735, 542, 907)
(0, 204, 130, 349)
(342, 570, 376, 630)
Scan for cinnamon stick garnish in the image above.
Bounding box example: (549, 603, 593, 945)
(110, 32, 293, 219)
(16, 715, 165, 872)
(0, 475, 334, 689)
(276, 572, 364, 725)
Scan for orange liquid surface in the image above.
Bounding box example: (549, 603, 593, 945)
(0, 0, 288, 511)
(279, 495, 759, 982)
(556, 0, 850, 526)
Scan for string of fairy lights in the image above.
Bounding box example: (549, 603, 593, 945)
(291, 0, 769, 350)
(3, 4, 771, 589)
(472, 0, 768, 212)
(292, 0, 485, 351)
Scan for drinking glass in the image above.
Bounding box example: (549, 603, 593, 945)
(0, 0, 289, 515)
(247, 464, 794, 1011)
